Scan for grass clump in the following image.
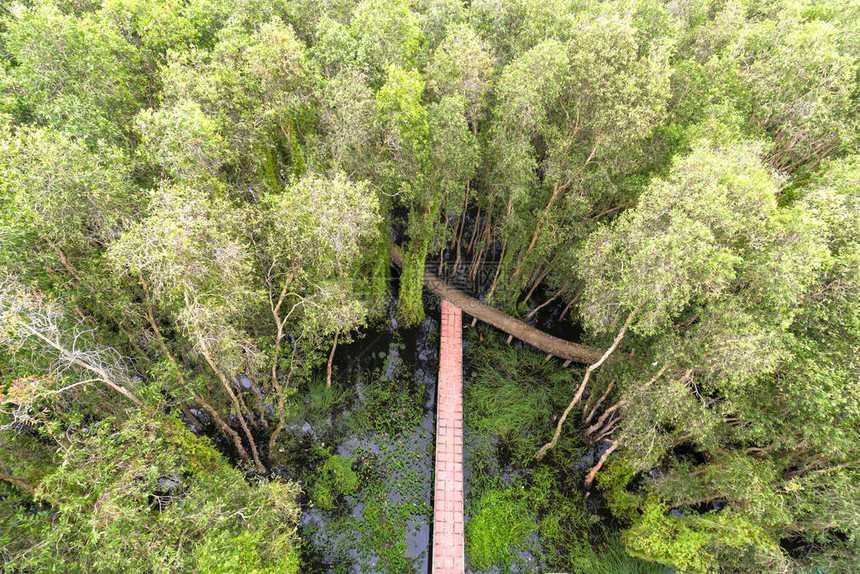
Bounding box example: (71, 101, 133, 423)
(463, 328, 657, 573)
(572, 535, 668, 574)
(465, 483, 537, 572)
(465, 328, 578, 462)
(301, 375, 358, 430)
(274, 374, 361, 450)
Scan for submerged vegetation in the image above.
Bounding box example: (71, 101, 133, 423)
(0, 0, 859, 571)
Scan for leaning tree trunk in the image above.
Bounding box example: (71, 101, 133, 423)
(389, 245, 601, 364)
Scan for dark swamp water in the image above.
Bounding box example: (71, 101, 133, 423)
(181, 253, 644, 572)
(272, 294, 441, 573)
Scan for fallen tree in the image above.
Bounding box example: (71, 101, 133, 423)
(389, 246, 602, 364)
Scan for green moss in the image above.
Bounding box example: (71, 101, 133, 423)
(367, 227, 392, 320)
(596, 457, 644, 521)
(260, 145, 284, 193)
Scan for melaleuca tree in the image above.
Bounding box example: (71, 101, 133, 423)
(255, 172, 382, 445)
(1, 0, 859, 571)
(159, 17, 316, 188)
(426, 95, 480, 266)
(98, 0, 232, 80)
(423, 23, 491, 268)
(667, 0, 859, 175)
(3, 2, 147, 143)
(257, 173, 381, 344)
(3, 413, 301, 573)
(425, 23, 494, 131)
(0, 123, 148, 351)
(413, 0, 467, 56)
(108, 184, 269, 472)
(135, 100, 230, 183)
(0, 125, 135, 252)
(570, 142, 859, 571)
(734, 14, 859, 172)
(311, 66, 379, 178)
(469, 0, 579, 61)
(486, 13, 672, 304)
(349, 0, 422, 82)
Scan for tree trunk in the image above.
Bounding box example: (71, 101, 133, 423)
(142, 289, 250, 460)
(268, 343, 296, 454)
(198, 341, 267, 474)
(525, 292, 559, 321)
(485, 239, 506, 301)
(326, 332, 339, 388)
(249, 378, 268, 430)
(584, 438, 623, 489)
(195, 393, 252, 461)
(514, 181, 564, 279)
(390, 245, 602, 364)
(558, 296, 577, 323)
(179, 402, 204, 434)
(268, 275, 295, 456)
(232, 382, 263, 433)
(453, 181, 471, 270)
(0, 471, 35, 495)
(23, 326, 142, 406)
(467, 206, 482, 253)
(522, 263, 552, 307)
(584, 364, 668, 443)
(583, 379, 614, 425)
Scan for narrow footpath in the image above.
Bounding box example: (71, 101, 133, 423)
(433, 300, 464, 573)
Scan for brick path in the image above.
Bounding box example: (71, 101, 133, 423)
(433, 299, 464, 573)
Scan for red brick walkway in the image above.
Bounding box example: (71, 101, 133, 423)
(433, 299, 464, 573)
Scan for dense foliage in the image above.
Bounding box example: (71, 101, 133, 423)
(0, 0, 858, 571)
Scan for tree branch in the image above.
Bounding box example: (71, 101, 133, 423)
(536, 309, 636, 460)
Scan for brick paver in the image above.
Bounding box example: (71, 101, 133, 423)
(433, 299, 464, 574)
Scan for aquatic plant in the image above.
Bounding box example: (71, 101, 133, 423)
(363, 371, 425, 437)
(311, 453, 359, 510)
(465, 484, 537, 572)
